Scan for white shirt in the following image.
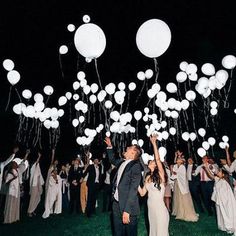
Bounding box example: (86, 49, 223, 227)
(187, 164, 193, 181)
(194, 164, 216, 182)
(94, 165, 100, 183)
(224, 159, 236, 174)
(104, 171, 111, 185)
(114, 159, 132, 201)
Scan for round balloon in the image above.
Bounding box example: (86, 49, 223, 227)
(74, 23, 106, 59)
(136, 19, 171, 58)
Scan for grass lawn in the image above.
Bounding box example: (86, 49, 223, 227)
(0, 196, 230, 236)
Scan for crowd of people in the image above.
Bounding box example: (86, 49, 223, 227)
(1, 136, 236, 236)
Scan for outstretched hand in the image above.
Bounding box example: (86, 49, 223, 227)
(104, 137, 112, 147)
(13, 146, 19, 154)
(150, 134, 158, 145)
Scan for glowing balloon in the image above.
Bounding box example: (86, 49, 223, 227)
(7, 70, 20, 85)
(222, 55, 236, 69)
(89, 94, 97, 104)
(134, 111, 142, 121)
(169, 127, 176, 135)
(3, 59, 15, 71)
(83, 15, 91, 23)
(44, 85, 54, 96)
(179, 61, 188, 72)
(176, 71, 187, 83)
(208, 137, 216, 146)
(189, 133, 197, 141)
(74, 23, 106, 59)
(145, 69, 154, 79)
(198, 128, 206, 137)
(72, 119, 79, 127)
(185, 90, 196, 101)
(118, 82, 126, 91)
(136, 19, 171, 58)
(138, 139, 144, 147)
(210, 108, 217, 116)
(182, 132, 190, 141)
(34, 93, 43, 103)
(79, 116, 85, 123)
(128, 82, 136, 91)
(58, 96, 67, 106)
(65, 92, 72, 100)
(166, 83, 177, 93)
(73, 81, 80, 90)
(186, 63, 197, 75)
(59, 45, 68, 54)
(216, 70, 228, 85)
(137, 71, 146, 81)
(222, 135, 229, 143)
(159, 147, 167, 161)
(105, 100, 113, 109)
(189, 73, 198, 81)
(201, 63, 215, 76)
(22, 89, 32, 99)
(210, 101, 218, 109)
(197, 148, 206, 157)
(202, 141, 210, 151)
(91, 83, 99, 93)
(181, 99, 190, 110)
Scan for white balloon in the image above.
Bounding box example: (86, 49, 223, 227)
(80, 79, 87, 88)
(171, 111, 179, 119)
(182, 132, 190, 141)
(59, 45, 68, 54)
(34, 102, 45, 112)
(132, 139, 138, 145)
(74, 23, 106, 59)
(161, 121, 167, 128)
(65, 92, 72, 100)
(159, 147, 167, 161)
(134, 111, 142, 121)
(162, 131, 169, 140)
(136, 19, 171, 58)
(58, 96, 67, 106)
(201, 63, 215, 76)
(166, 83, 177, 93)
(147, 89, 156, 99)
(189, 133, 197, 141)
(128, 82, 136, 91)
(222, 55, 236, 70)
(137, 71, 146, 81)
(58, 109, 64, 117)
(167, 98, 176, 109)
(179, 61, 188, 72)
(83, 15, 91, 23)
(210, 101, 218, 109)
(34, 93, 43, 103)
(44, 85, 54, 96)
(114, 91, 125, 105)
(198, 77, 209, 89)
(22, 89, 32, 99)
(138, 139, 144, 147)
(72, 119, 79, 127)
(185, 90, 196, 101)
(208, 137, 216, 146)
(186, 63, 197, 75)
(3, 59, 15, 71)
(198, 128, 206, 137)
(73, 94, 79, 100)
(67, 24, 75, 32)
(208, 76, 217, 90)
(181, 99, 190, 110)
(110, 111, 120, 122)
(83, 85, 91, 95)
(210, 108, 218, 116)
(73, 81, 80, 90)
(189, 73, 198, 81)
(79, 116, 85, 123)
(77, 71, 86, 81)
(222, 135, 229, 143)
(106, 131, 111, 137)
(169, 127, 176, 135)
(118, 82, 126, 91)
(202, 141, 210, 151)
(51, 120, 59, 129)
(105, 100, 113, 109)
(165, 110, 171, 117)
(151, 83, 161, 93)
(156, 91, 167, 102)
(145, 69, 154, 79)
(216, 70, 228, 85)
(89, 94, 97, 104)
(176, 71, 187, 83)
(7, 70, 20, 85)
(197, 148, 206, 157)
(105, 83, 116, 95)
(91, 83, 99, 93)
(219, 142, 228, 149)
(144, 107, 150, 114)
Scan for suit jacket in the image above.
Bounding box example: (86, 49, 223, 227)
(83, 164, 102, 187)
(68, 166, 83, 189)
(107, 148, 142, 216)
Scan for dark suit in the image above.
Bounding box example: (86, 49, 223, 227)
(68, 166, 83, 213)
(83, 164, 102, 217)
(107, 148, 142, 236)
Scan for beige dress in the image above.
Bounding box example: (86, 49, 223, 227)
(146, 182, 169, 236)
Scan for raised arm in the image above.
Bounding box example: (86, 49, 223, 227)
(150, 134, 165, 183)
(23, 149, 30, 161)
(2, 146, 19, 167)
(36, 152, 42, 164)
(202, 165, 215, 180)
(138, 176, 149, 196)
(225, 147, 231, 166)
(104, 137, 123, 167)
(50, 149, 55, 165)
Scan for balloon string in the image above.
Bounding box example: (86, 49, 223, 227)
(224, 70, 234, 108)
(59, 54, 65, 79)
(94, 59, 103, 90)
(153, 58, 159, 83)
(135, 80, 146, 104)
(5, 86, 12, 111)
(125, 91, 131, 113)
(15, 88, 22, 103)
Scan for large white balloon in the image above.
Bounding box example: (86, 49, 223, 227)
(72, 119, 79, 127)
(22, 89, 32, 99)
(128, 82, 136, 91)
(145, 69, 154, 79)
(74, 23, 106, 59)
(176, 71, 187, 83)
(185, 90, 196, 101)
(197, 148, 206, 157)
(137, 71, 146, 81)
(169, 127, 176, 135)
(198, 128, 206, 137)
(189, 133, 197, 141)
(136, 19, 171, 58)
(186, 63, 197, 75)
(134, 111, 142, 121)
(208, 137, 216, 146)
(159, 147, 167, 161)
(182, 132, 190, 141)
(166, 83, 177, 93)
(58, 96, 67, 106)
(34, 93, 43, 103)
(222, 55, 236, 70)
(7, 70, 20, 85)
(202, 141, 210, 151)
(44, 85, 54, 96)
(179, 61, 188, 72)
(91, 83, 99, 94)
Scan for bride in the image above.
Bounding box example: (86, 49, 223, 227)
(138, 134, 169, 236)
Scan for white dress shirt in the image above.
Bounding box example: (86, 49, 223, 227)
(187, 164, 193, 181)
(224, 159, 236, 174)
(94, 165, 100, 183)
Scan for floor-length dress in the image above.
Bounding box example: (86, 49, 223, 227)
(146, 182, 169, 236)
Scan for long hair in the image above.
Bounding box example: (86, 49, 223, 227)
(147, 162, 168, 190)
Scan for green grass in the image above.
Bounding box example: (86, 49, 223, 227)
(0, 196, 230, 236)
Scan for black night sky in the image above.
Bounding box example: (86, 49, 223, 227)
(0, 0, 236, 164)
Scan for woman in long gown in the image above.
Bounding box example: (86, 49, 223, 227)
(171, 156, 198, 222)
(138, 134, 169, 236)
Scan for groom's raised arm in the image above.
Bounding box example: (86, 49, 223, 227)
(104, 137, 123, 167)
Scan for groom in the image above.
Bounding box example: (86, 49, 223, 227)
(105, 137, 142, 236)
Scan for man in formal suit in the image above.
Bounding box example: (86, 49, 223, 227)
(68, 159, 83, 214)
(82, 157, 102, 217)
(187, 157, 204, 213)
(105, 137, 142, 236)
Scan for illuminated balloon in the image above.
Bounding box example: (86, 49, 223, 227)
(118, 82, 126, 91)
(222, 135, 229, 143)
(210, 101, 218, 109)
(73, 81, 80, 90)
(182, 132, 190, 141)
(83, 15, 91, 23)
(176, 71, 187, 83)
(189, 73, 198, 81)
(166, 83, 177, 93)
(185, 90, 196, 101)
(159, 147, 167, 161)
(134, 111, 142, 121)
(7, 70, 20, 85)
(58, 96, 67, 106)
(202, 141, 210, 151)
(3, 59, 15, 71)
(22, 89, 32, 99)
(208, 137, 216, 146)
(179, 61, 188, 72)
(189, 133, 197, 141)
(186, 63, 197, 75)
(181, 99, 190, 110)
(201, 63, 215, 76)
(145, 69, 154, 79)
(137, 71, 145, 81)
(197, 148, 206, 157)
(169, 127, 176, 135)
(59, 45, 68, 54)
(198, 128, 206, 137)
(74, 23, 106, 59)
(222, 55, 236, 69)
(136, 19, 171, 58)
(34, 93, 43, 103)
(44, 85, 54, 96)
(67, 24, 75, 32)
(72, 119, 79, 127)
(91, 83, 99, 93)
(128, 82, 136, 91)
(210, 108, 217, 116)
(105, 100, 113, 109)
(89, 94, 97, 104)
(215, 70, 228, 85)
(65, 92, 72, 100)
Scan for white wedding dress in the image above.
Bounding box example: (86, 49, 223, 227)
(146, 182, 169, 236)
